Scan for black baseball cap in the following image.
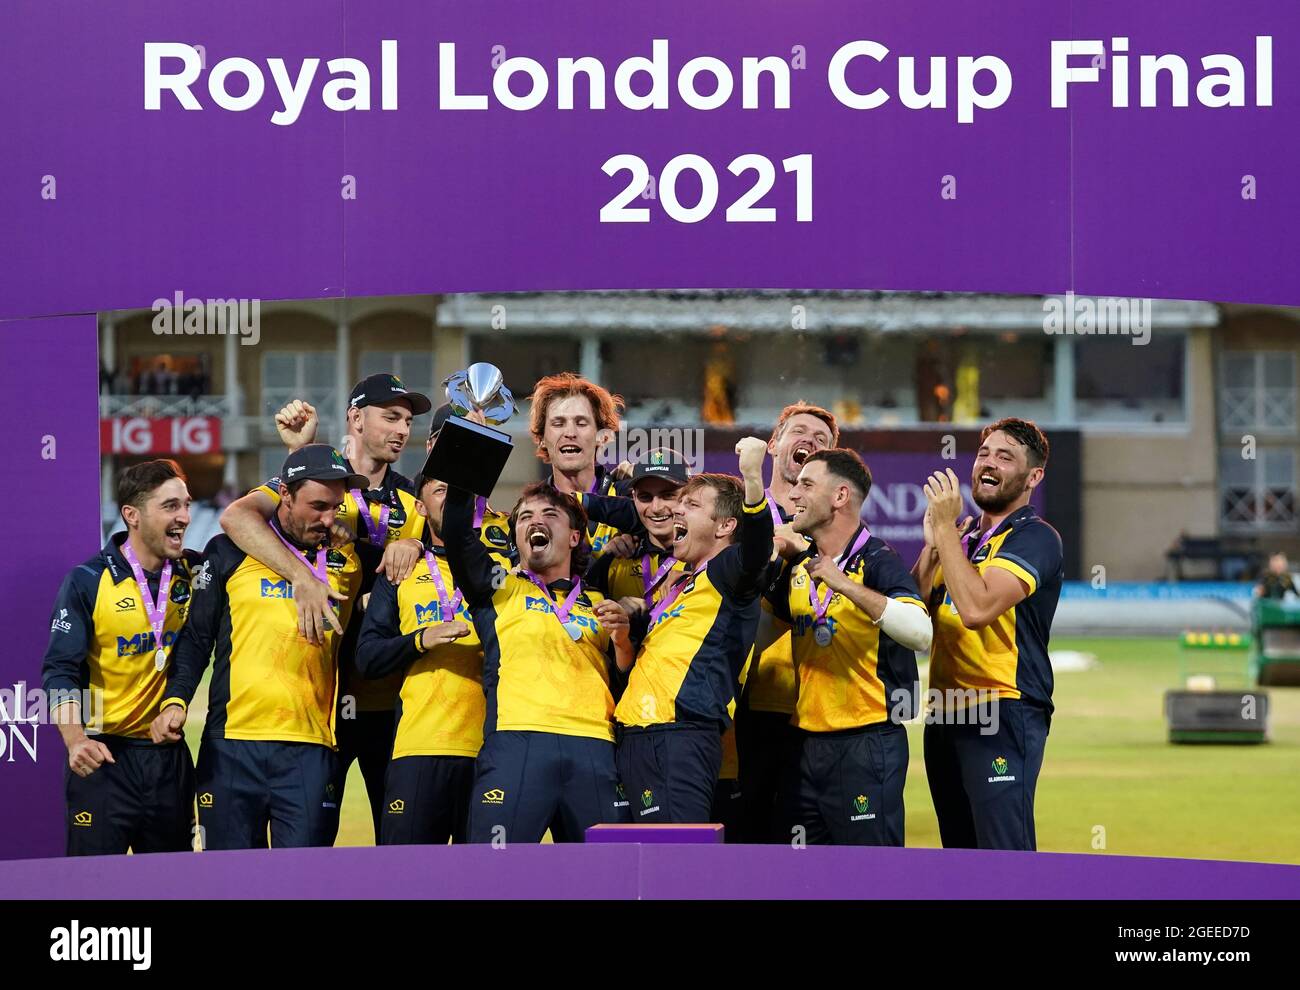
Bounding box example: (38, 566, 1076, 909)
(428, 402, 453, 440)
(631, 448, 690, 487)
(280, 444, 368, 489)
(349, 373, 432, 415)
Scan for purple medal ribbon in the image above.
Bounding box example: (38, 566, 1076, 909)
(121, 540, 173, 671)
(349, 488, 392, 547)
(472, 496, 487, 531)
(648, 561, 709, 627)
(808, 526, 872, 625)
(962, 523, 997, 562)
(762, 487, 785, 528)
(522, 570, 585, 638)
(641, 553, 677, 603)
(424, 551, 464, 623)
(270, 520, 329, 585)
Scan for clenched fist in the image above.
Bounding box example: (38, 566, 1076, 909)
(275, 400, 319, 451)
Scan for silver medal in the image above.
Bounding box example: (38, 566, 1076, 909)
(154, 647, 168, 671)
(563, 621, 583, 641)
(814, 623, 833, 647)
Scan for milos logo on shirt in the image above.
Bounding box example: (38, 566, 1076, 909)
(261, 578, 294, 599)
(50, 920, 152, 971)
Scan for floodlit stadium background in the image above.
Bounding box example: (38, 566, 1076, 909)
(97, 290, 1300, 862)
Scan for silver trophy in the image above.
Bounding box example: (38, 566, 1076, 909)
(422, 362, 515, 496)
(444, 362, 516, 424)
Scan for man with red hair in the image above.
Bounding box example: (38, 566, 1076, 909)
(530, 372, 632, 557)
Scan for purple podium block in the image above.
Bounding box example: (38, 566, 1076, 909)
(1, 845, 1297, 900)
(586, 824, 725, 844)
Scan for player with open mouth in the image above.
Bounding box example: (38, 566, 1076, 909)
(612, 436, 774, 825)
(737, 402, 839, 842)
(43, 460, 201, 855)
(442, 479, 635, 842)
(916, 418, 1063, 851)
(529, 372, 633, 557)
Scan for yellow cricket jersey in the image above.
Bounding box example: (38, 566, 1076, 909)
(616, 497, 775, 729)
(444, 487, 618, 742)
(746, 607, 797, 714)
(256, 465, 423, 713)
(929, 504, 1063, 713)
(42, 534, 199, 739)
(585, 537, 687, 605)
(769, 525, 926, 732)
(355, 549, 485, 759)
(163, 523, 372, 747)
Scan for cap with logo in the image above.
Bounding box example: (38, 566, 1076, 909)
(631, 448, 690, 487)
(349, 373, 432, 415)
(281, 444, 369, 490)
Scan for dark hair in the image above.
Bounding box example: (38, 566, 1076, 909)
(681, 473, 745, 539)
(981, 417, 1050, 469)
(413, 473, 444, 496)
(804, 448, 872, 502)
(509, 482, 592, 575)
(770, 401, 840, 447)
(117, 459, 186, 520)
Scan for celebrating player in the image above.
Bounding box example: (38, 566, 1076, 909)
(218, 373, 431, 841)
(155, 445, 378, 849)
(737, 402, 839, 841)
(768, 449, 931, 845)
(584, 448, 689, 607)
(42, 460, 199, 855)
(354, 472, 491, 844)
(443, 481, 635, 842)
(917, 418, 1063, 851)
(530, 372, 630, 555)
(613, 437, 774, 824)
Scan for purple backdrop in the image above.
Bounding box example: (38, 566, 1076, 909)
(0, 316, 100, 861)
(0, 0, 1297, 884)
(0, 0, 1297, 318)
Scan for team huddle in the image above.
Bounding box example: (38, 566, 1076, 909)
(43, 370, 1063, 855)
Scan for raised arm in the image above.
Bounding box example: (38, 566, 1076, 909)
(444, 485, 505, 608)
(735, 436, 776, 587)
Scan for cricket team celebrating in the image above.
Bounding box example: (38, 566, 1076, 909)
(44, 368, 1062, 855)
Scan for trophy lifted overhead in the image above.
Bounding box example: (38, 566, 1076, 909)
(422, 362, 516, 497)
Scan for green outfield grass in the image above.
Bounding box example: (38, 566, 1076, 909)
(183, 636, 1300, 862)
